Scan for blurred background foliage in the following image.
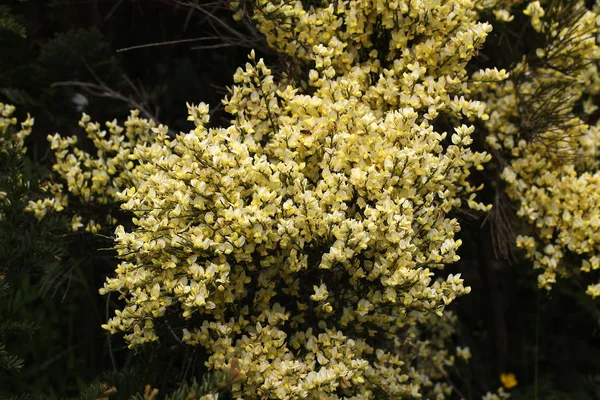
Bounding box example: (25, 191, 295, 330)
(0, 0, 600, 399)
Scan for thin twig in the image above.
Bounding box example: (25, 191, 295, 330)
(52, 80, 154, 121)
(174, 0, 247, 41)
(104, 0, 126, 21)
(167, 323, 184, 344)
(116, 36, 233, 52)
(434, 365, 469, 400)
(106, 292, 117, 371)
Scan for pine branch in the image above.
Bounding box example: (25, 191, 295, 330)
(0, 342, 23, 371)
(0, 7, 26, 38)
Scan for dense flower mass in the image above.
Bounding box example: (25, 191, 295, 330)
(475, 0, 600, 296)
(96, 0, 507, 397)
(27, 110, 164, 232)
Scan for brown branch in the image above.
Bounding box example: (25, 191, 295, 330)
(116, 36, 236, 52)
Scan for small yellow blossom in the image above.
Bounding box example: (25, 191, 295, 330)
(456, 346, 472, 361)
(500, 372, 518, 389)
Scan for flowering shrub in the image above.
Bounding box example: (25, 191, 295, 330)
(7, 0, 600, 397)
(475, 0, 600, 296)
(0, 103, 33, 222)
(95, 0, 510, 397)
(24, 0, 600, 397)
(27, 110, 164, 233)
(0, 103, 32, 155)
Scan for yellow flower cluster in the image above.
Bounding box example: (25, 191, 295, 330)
(475, 1, 600, 295)
(27, 110, 166, 232)
(0, 103, 34, 221)
(237, 0, 505, 120)
(482, 387, 510, 400)
(99, 0, 501, 395)
(0, 103, 33, 154)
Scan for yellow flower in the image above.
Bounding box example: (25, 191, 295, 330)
(456, 346, 471, 361)
(500, 372, 518, 389)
